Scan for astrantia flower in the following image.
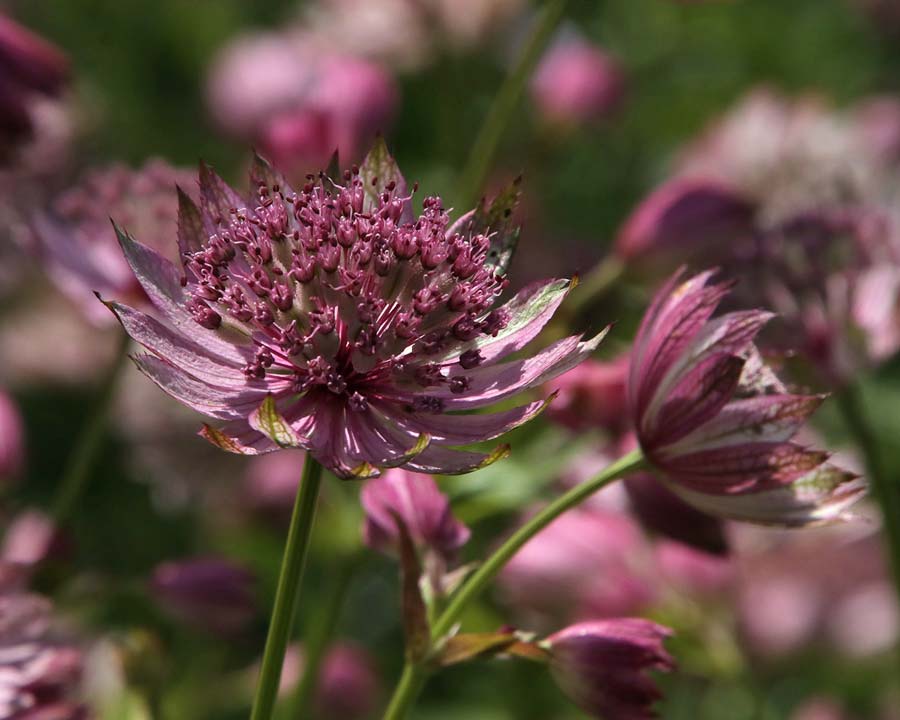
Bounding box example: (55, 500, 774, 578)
(0, 563, 87, 719)
(33, 159, 195, 324)
(543, 354, 629, 434)
(545, 619, 673, 720)
(629, 269, 865, 526)
(103, 143, 603, 478)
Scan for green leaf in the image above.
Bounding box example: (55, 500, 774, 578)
(248, 395, 302, 448)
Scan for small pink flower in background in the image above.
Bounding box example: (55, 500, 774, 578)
(654, 540, 733, 597)
(790, 697, 854, 720)
(104, 145, 602, 478)
(545, 619, 674, 720)
(361, 468, 470, 561)
(207, 31, 397, 176)
(0, 563, 87, 719)
(499, 504, 656, 626)
(1, 510, 64, 570)
(630, 269, 864, 525)
(278, 642, 379, 720)
(149, 557, 257, 634)
(243, 449, 308, 522)
(0, 389, 24, 484)
(31, 159, 194, 325)
(531, 35, 624, 129)
(0, 14, 68, 159)
(544, 354, 629, 434)
(853, 96, 900, 165)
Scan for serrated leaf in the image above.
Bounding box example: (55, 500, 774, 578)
(248, 395, 302, 448)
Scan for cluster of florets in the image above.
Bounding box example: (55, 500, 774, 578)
(181, 167, 510, 412)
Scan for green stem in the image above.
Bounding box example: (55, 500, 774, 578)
(52, 330, 130, 523)
(565, 255, 625, 318)
(250, 456, 325, 720)
(836, 383, 900, 606)
(292, 553, 360, 719)
(454, 0, 569, 211)
(381, 448, 647, 720)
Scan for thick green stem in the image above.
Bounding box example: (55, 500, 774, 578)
(250, 456, 324, 720)
(53, 330, 130, 523)
(292, 553, 360, 719)
(381, 448, 647, 719)
(454, 0, 568, 211)
(836, 383, 900, 607)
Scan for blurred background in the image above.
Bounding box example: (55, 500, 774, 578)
(2, 0, 900, 718)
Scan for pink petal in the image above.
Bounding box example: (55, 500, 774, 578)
(403, 444, 511, 475)
(198, 162, 250, 236)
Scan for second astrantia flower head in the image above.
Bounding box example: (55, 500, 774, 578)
(104, 142, 604, 478)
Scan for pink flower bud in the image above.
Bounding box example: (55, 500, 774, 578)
(531, 36, 624, 128)
(546, 618, 674, 719)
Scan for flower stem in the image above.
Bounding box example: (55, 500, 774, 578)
(52, 330, 130, 524)
(565, 255, 625, 318)
(292, 552, 360, 719)
(455, 0, 568, 211)
(836, 383, 900, 607)
(381, 448, 647, 719)
(250, 455, 325, 720)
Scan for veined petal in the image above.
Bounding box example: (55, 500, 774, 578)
(198, 162, 249, 235)
(359, 138, 412, 222)
(664, 465, 865, 526)
(435, 279, 574, 366)
(378, 396, 554, 445)
(403, 444, 511, 475)
(199, 420, 278, 455)
(662, 442, 829, 494)
(421, 331, 607, 410)
(664, 394, 825, 455)
(176, 186, 205, 257)
(115, 227, 251, 364)
(105, 300, 253, 386)
(133, 354, 267, 420)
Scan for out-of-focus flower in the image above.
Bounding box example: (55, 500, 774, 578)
(104, 145, 602, 478)
(790, 697, 854, 720)
(531, 35, 624, 129)
(629, 269, 864, 525)
(544, 354, 629, 434)
(654, 540, 733, 597)
(31, 159, 193, 324)
(206, 31, 397, 176)
(618, 89, 900, 385)
(1, 510, 62, 570)
(499, 504, 656, 625)
(545, 619, 674, 720)
(0, 563, 87, 719)
(735, 523, 896, 659)
(305, 0, 525, 71)
(0, 14, 68, 160)
(149, 557, 257, 634)
(0, 389, 24, 484)
(243, 449, 307, 521)
(361, 468, 469, 560)
(624, 470, 728, 555)
(278, 642, 379, 720)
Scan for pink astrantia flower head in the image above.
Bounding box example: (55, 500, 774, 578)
(546, 618, 674, 720)
(629, 269, 865, 526)
(361, 468, 469, 560)
(0, 563, 87, 719)
(544, 354, 629, 435)
(102, 142, 604, 479)
(32, 159, 195, 324)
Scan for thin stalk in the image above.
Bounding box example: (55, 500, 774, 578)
(381, 448, 647, 720)
(292, 553, 360, 718)
(53, 330, 130, 523)
(565, 255, 625, 318)
(250, 456, 325, 720)
(836, 383, 900, 607)
(455, 0, 568, 211)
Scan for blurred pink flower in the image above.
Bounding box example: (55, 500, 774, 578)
(630, 269, 864, 525)
(32, 159, 194, 324)
(243, 449, 308, 521)
(149, 557, 257, 634)
(278, 642, 379, 720)
(207, 31, 397, 175)
(0, 389, 24, 484)
(531, 36, 624, 128)
(0, 563, 87, 719)
(546, 618, 674, 720)
(361, 468, 469, 560)
(0, 14, 68, 160)
(499, 505, 656, 625)
(104, 147, 601, 478)
(654, 540, 733, 597)
(1, 510, 62, 570)
(544, 354, 629, 434)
